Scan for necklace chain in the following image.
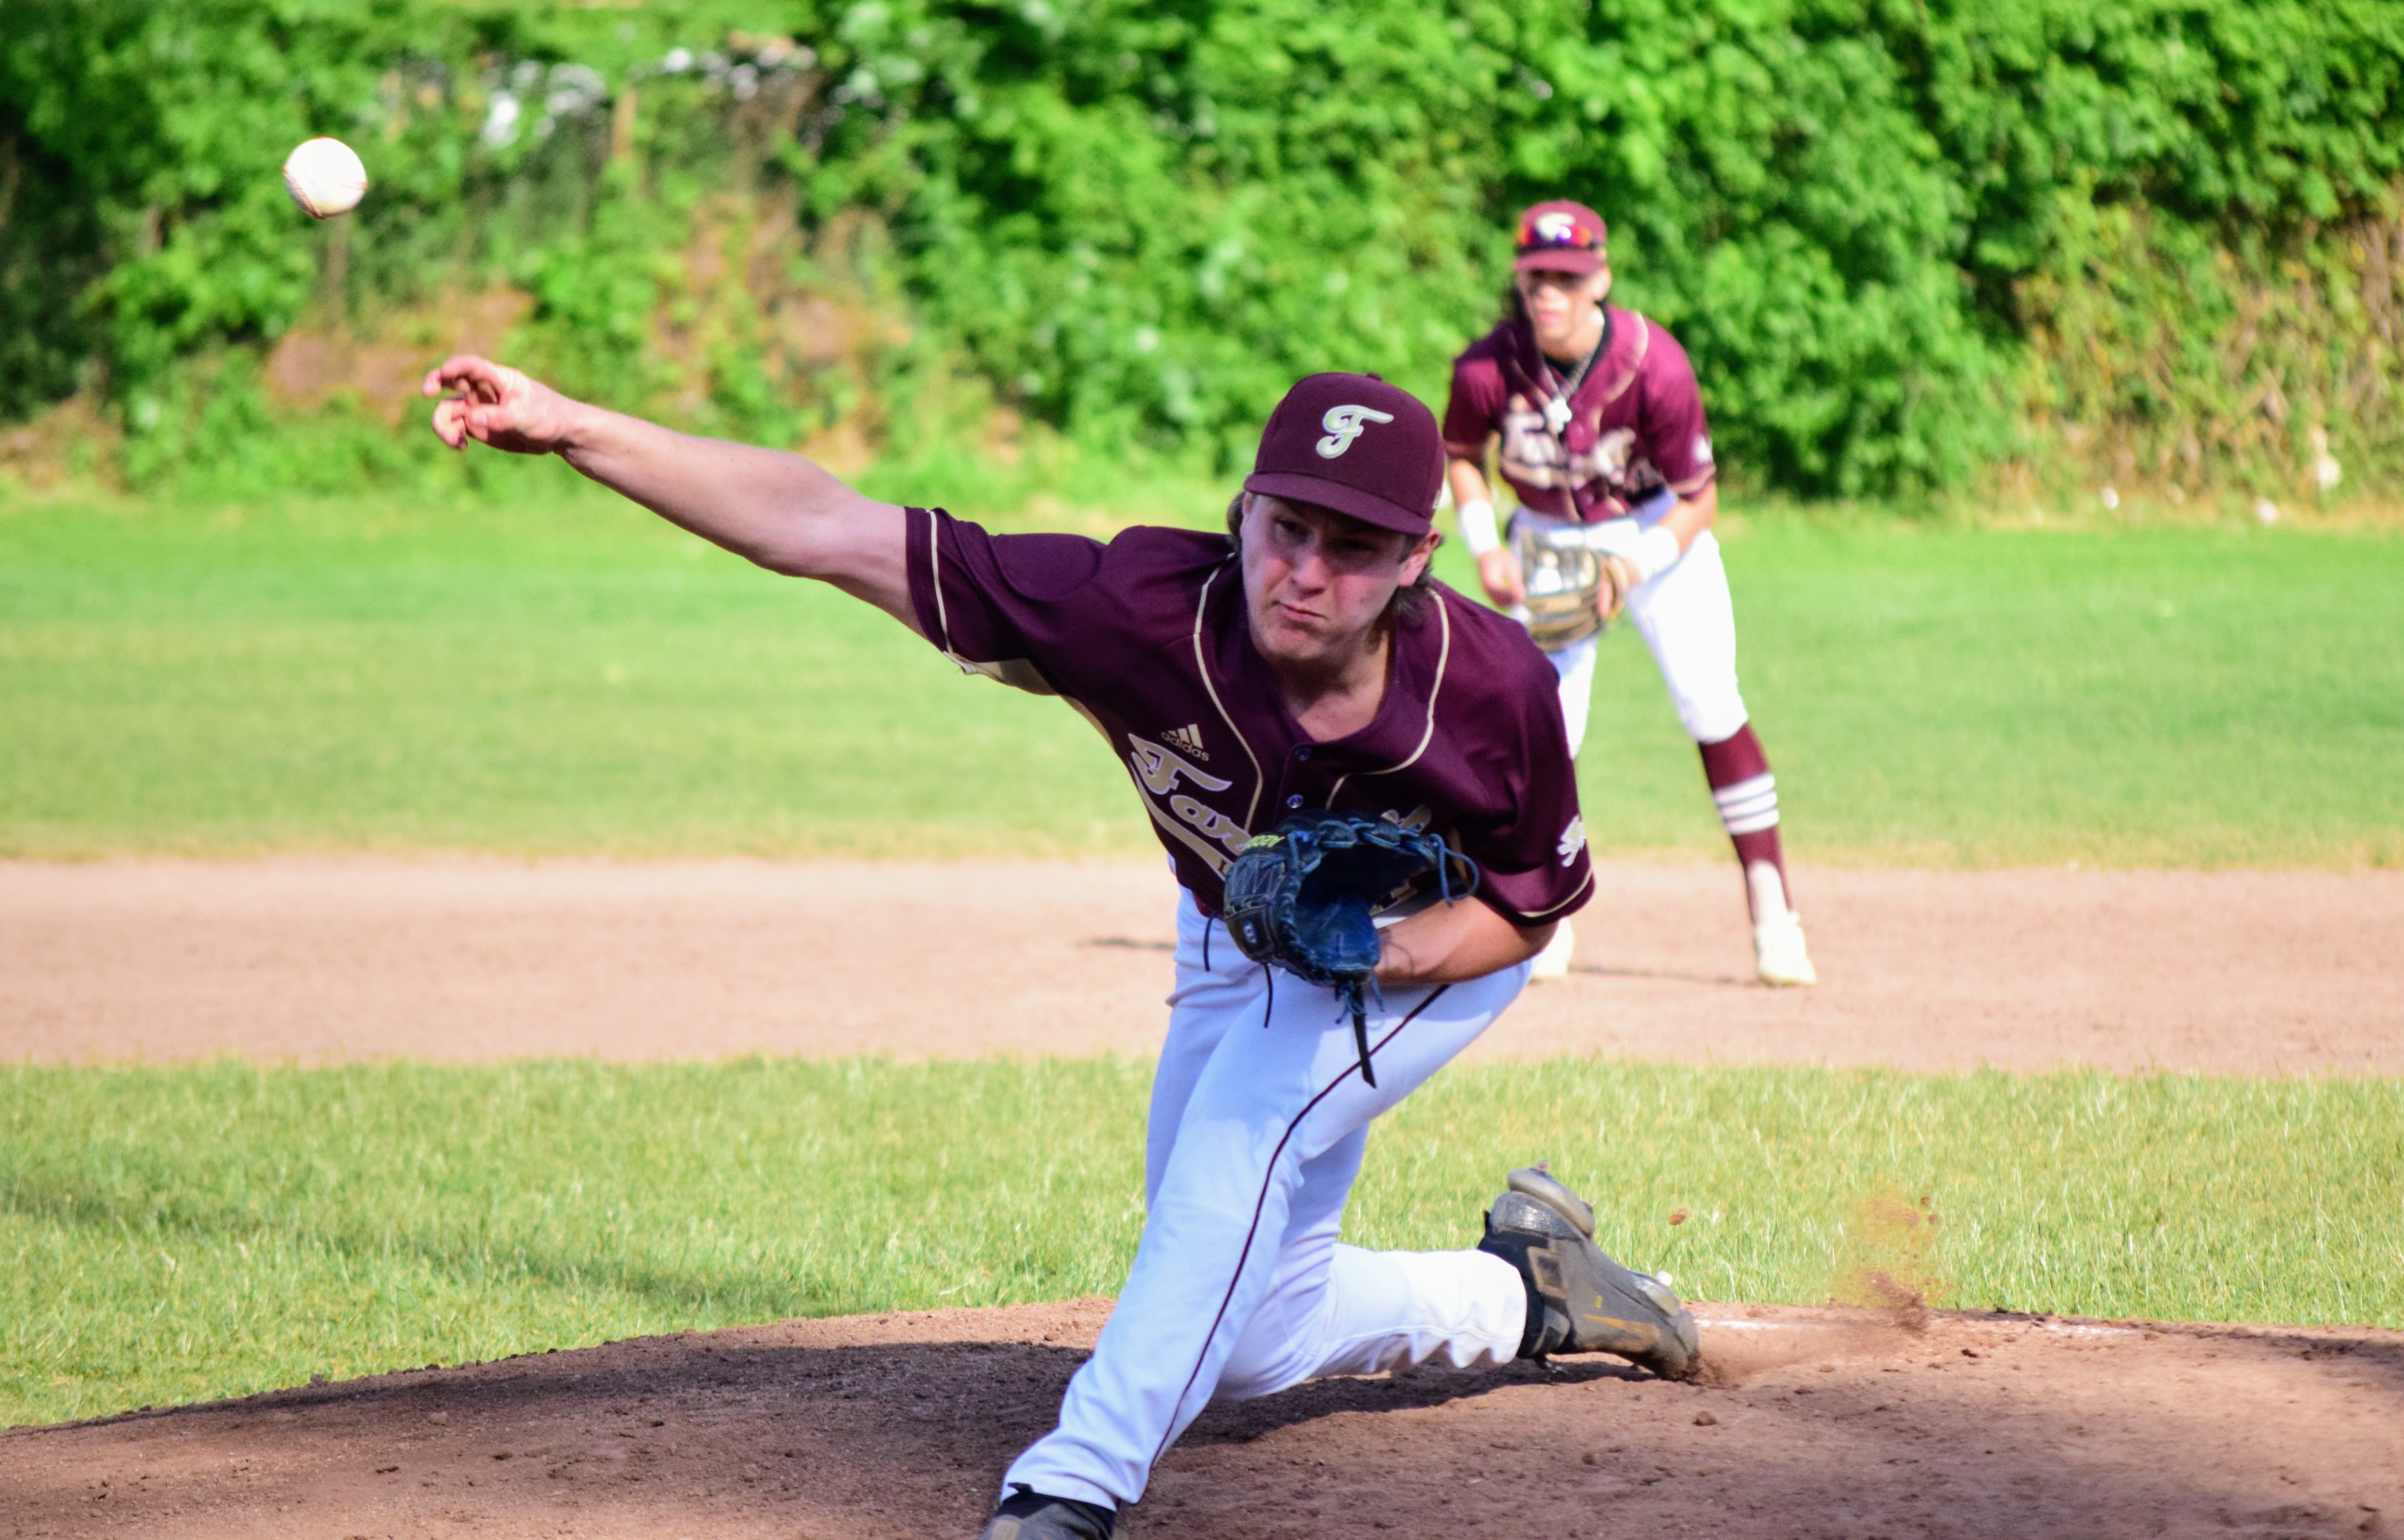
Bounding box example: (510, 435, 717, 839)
(1538, 310, 1610, 433)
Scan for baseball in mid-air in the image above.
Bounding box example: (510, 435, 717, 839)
(282, 137, 368, 219)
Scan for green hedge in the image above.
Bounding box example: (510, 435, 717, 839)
(2, 0, 2399, 498)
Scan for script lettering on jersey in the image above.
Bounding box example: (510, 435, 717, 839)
(1500, 395, 1661, 507)
(1128, 735, 1251, 858)
(1129, 736, 1230, 797)
(1169, 795, 1251, 856)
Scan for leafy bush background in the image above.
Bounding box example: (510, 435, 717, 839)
(1, 0, 2399, 503)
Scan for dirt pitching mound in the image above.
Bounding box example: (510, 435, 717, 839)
(5, 1302, 2398, 1539)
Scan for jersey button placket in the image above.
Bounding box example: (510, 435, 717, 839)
(1281, 744, 1314, 810)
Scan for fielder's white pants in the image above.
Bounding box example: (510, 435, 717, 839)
(1002, 893, 1531, 1510)
(1539, 521, 1748, 756)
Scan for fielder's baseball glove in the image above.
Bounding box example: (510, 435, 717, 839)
(1512, 520, 1637, 652)
(1221, 810, 1479, 1087)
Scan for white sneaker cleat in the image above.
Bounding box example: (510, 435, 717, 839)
(1754, 910, 1817, 987)
(1529, 917, 1575, 981)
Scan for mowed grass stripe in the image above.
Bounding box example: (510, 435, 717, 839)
(2, 495, 2399, 865)
(5, 1058, 2398, 1426)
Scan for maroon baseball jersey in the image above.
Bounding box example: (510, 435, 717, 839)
(903, 509, 1593, 927)
(1441, 308, 1717, 523)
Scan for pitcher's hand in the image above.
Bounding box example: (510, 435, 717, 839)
(1476, 547, 1526, 607)
(423, 355, 583, 454)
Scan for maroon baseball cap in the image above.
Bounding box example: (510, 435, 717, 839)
(1242, 373, 1445, 537)
(1513, 198, 1609, 275)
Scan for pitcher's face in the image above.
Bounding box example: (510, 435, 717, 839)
(1239, 496, 1434, 669)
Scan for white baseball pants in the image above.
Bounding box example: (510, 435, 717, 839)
(1001, 892, 1532, 1510)
(1540, 522, 1748, 755)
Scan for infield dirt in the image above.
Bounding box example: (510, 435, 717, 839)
(5, 856, 2401, 1072)
(6, 856, 2402, 1537)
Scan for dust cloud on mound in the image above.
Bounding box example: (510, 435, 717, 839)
(4, 1301, 2399, 1540)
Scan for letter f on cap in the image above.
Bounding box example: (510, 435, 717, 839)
(1316, 404, 1395, 459)
(1245, 372, 1443, 536)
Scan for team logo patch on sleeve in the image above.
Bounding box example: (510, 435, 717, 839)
(1557, 815, 1588, 867)
(1316, 404, 1395, 459)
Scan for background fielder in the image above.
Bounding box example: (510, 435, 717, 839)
(1443, 198, 1817, 988)
(421, 358, 1698, 1540)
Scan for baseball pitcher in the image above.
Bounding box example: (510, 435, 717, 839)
(423, 358, 1698, 1540)
(1444, 198, 1817, 987)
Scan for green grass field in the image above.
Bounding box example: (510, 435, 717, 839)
(5, 1056, 2398, 1427)
(3, 489, 2398, 865)
(5, 486, 2400, 1429)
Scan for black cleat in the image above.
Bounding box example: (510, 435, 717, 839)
(978, 1485, 1116, 1540)
(1477, 1164, 1701, 1381)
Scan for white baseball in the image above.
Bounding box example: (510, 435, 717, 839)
(282, 137, 368, 219)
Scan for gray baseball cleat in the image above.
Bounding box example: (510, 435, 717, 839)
(1476, 1164, 1702, 1381)
(978, 1485, 1115, 1540)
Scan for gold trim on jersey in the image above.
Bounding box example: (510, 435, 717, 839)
(1520, 867, 1596, 922)
(1590, 312, 1650, 408)
(925, 507, 1060, 695)
(1325, 588, 1451, 805)
(1192, 560, 1266, 834)
(925, 507, 953, 654)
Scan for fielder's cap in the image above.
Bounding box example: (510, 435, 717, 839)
(1243, 372, 1445, 538)
(1513, 198, 1609, 275)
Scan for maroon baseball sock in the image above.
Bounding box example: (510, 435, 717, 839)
(1697, 724, 1795, 924)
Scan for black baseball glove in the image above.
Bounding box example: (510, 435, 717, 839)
(1220, 809, 1480, 1087)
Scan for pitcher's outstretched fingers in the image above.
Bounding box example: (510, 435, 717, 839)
(421, 355, 579, 455)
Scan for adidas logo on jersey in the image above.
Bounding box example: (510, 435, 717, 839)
(1161, 723, 1209, 760)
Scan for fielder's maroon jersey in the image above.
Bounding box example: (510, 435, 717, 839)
(1442, 308, 1716, 523)
(904, 509, 1593, 926)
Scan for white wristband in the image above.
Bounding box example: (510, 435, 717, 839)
(1457, 498, 1501, 555)
(1629, 525, 1682, 584)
